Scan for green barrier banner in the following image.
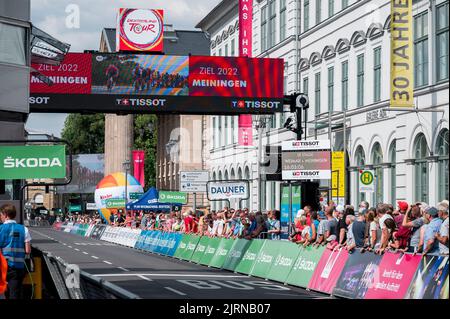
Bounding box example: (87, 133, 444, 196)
(235, 239, 265, 275)
(285, 245, 325, 288)
(250, 240, 280, 278)
(209, 238, 235, 269)
(173, 234, 190, 259)
(265, 241, 301, 283)
(199, 237, 221, 265)
(180, 235, 200, 261)
(222, 239, 252, 271)
(190, 236, 210, 263)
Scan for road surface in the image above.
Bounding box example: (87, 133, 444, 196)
(30, 228, 327, 299)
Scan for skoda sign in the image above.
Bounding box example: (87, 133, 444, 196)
(0, 145, 66, 180)
(207, 180, 250, 200)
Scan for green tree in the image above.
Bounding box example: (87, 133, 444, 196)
(134, 114, 158, 190)
(61, 114, 105, 154)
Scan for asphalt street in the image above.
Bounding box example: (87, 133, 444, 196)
(30, 228, 327, 299)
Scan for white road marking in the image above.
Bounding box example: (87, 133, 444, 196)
(68, 246, 72, 248)
(137, 275, 153, 281)
(103, 260, 113, 265)
(83, 252, 89, 255)
(95, 273, 246, 278)
(62, 243, 67, 246)
(91, 256, 99, 259)
(164, 287, 186, 296)
(117, 267, 130, 272)
(74, 248, 80, 251)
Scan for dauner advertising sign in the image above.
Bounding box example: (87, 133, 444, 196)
(30, 53, 283, 115)
(116, 9, 164, 52)
(390, 0, 413, 107)
(0, 145, 66, 179)
(207, 181, 249, 200)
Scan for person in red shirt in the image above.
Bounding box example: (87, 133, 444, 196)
(190, 210, 199, 234)
(183, 211, 193, 233)
(303, 205, 312, 226)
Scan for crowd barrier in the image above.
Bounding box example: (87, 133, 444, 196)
(53, 223, 449, 299)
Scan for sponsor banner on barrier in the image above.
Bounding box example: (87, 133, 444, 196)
(190, 236, 210, 263)
(173, 234, 190, 259)
(364, 252, 422, 299)
(405, 255, 449, 299)
(163, 233, 183, 256)
(284, 245, 325, 288)
(307, 247, 349, 294)
(250, 240, 280, 279)
(235, 239, 265, 275)
(199, 237, 222, 266)
(134, 230, 147, 250)
(181, 235, 201, 261)
(222, 239, 252, 271)
(209, 238, 235, 269)
(332, 251, 383, 299)
(265, 241, 301, 284)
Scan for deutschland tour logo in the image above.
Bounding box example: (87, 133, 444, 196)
(118, 9, 164, 51)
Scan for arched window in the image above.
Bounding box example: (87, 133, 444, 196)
(355, 146, 366, 204)
(231, 168, 236, 180)
(414, 134, 429, 202)
(389, 140, 397, 203)
(436, 129, 449, 201)
(371, 143, 383, 205)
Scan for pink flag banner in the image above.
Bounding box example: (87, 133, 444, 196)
(132, 150, 145, 187)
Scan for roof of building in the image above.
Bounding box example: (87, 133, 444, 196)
(102, 27, 210, 55)
(196, 0, 237, 31)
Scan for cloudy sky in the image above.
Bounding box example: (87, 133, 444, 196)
(26, 0, 221, 136)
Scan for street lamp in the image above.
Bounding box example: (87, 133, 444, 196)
(122, 160, 131, 215)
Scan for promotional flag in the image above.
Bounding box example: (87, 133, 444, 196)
(390, 0, 413, 107)
(132, 150, 145, 188)
(238, 0, 254, 146)
(238, 114, 253, 146)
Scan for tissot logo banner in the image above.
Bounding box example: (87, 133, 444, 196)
(282, 140, 331, 151)
(117, 9, 164, 52)
(207, 181, 249, 200)
(30, 53, 92, 94)
(0, 145, 66, 179)
(405, 255, 449, 299)
(390, 0, 413, 107)
(364, 252, 422, 299)
(30, 53, 283, 115)
(307, 247, 349, 294)
(332, 250, 383, 299)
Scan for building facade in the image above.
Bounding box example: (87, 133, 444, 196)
(198, 0, 449, 210)
(0, 0, 31, 209)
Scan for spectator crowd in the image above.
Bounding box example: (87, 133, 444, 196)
(61, 199, 449, 256)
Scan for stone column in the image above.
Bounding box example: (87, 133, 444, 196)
(104, 114, 134, 176)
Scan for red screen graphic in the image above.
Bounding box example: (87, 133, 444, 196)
(188, 56, 283, 98)
(30, 53, 92, 94)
